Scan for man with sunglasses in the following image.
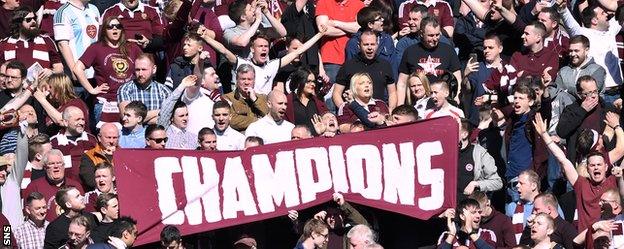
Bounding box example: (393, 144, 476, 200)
(0, 7, 63, 75)
(145, 124, 167, 149)
(556, 75, 608, 162)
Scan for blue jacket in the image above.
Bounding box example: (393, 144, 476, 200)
(345, 31, 395, 64)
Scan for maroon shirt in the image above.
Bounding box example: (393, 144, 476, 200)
(50, 132, 97, 181)
(0, 35, 62, 69)
(337, 99, 389, 125)
(480, 209, 516, 249)
(24, 176, 84, 222)
(398, 0, 454, 29)
(79, 42, 142, 101)
(39, 0, 64, 38)
(101, 3, 164, 40)
(574, 175, 618, 232)
(0, 8, 13, 39)
(510, 47, 559, 80)
(191, 5, 223, 66)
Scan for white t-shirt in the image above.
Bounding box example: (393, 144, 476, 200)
(182, 88, 215, 135)
(245, 115, 294, 144)
(236, 57, 281, 95)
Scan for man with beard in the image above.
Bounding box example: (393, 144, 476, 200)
(118, 54, 172, 125)
(50, 106, 97, 180)
(0, 7, 62, 73)
(553, 35, 606, 95)
(79, 123, 119, 191)
(245, 90, 294, 144)
(44, 186, 98, 249)
(290, 193, 368, 249)
(61, 215, 94, 249)
(25, 149, 84, 222)
(14, 191, 49, 248)
(211, 101, 245, 150)
(83, 163, 116, 212)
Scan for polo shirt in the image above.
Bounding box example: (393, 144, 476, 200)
(119, 126, 146, 148)
(509, 47, 559, 80)
(166, 125, 198, 150)
(398, 42, 460, 83)
(117, 80, 172, 111)
(245, 115, 294, 144)
(50, 132, 98, 180)
(53, 1, 100, 78)
(397, 0, 454, 30)
(0, 35, 62, 69)
(182, 88, 216, 135)
(336, 54, 395, 102)
(315, 0, 363, 64)
(235, 57, 281, 95)
(214, 126, 245, 151)
(101, 2, 164, 39)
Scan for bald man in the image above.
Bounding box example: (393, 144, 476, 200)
(50, 106, 97, 181)
(79, 123, 119, 191)
(245, 90, 295, 144)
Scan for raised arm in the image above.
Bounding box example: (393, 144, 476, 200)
(558, 0, 583, 37)
(157, 75, 198, 128)
(534, 113, 578, 185)
(259, 0, 287, 37)
(280, 27, 326, 67)
(201, 27, 238, 64)
(32, 89, 64, 125)
(462, 0, 491, 21)
(228, 8, 263, 47)
(605, 112, 624, 162)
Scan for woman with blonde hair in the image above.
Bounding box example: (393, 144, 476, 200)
(33, 73, 90, 133)
(337, 72, 389, 133)
(405, 72, 431, 119)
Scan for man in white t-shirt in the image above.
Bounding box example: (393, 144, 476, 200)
(245, 90, 294, 144)
(181, 64, 218, 135)
(212, 101, 245, 151)
(423, 80, 464, 120)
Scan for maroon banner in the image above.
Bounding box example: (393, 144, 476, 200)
(113, 117, 459, 246)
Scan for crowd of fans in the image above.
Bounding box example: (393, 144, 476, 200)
(1, 0, 624, 246)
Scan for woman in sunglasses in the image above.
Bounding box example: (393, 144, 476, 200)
(72, 17, 143, 129)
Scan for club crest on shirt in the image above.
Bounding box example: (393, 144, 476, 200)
(465, 163, 473, 172)
(142, 13, 148, 19)
(86, 25, 97, 39)
(112, 57, 129, 77)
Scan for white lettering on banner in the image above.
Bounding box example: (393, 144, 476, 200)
(221, 157, 258, 219)
(382, 143, 415, 205)
(252, 151, 300, 213)
(295, 147, 333, 204)
(154, 157, 185, 224)
(155, 141, 446, 225)
(416, 141, 445, 210)
(346, 145, 383, 199)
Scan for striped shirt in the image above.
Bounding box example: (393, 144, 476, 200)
(53, 1, 100, 78)
(0, 35, 62, 69)
(14, 219, 49, 249)
(117, 80, 171, 111)
(506, 201, 533, 244)
(165, 125, 197, 150)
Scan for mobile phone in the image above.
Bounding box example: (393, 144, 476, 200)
(469, 53, 478, 63)
(134, 33, 144, 40)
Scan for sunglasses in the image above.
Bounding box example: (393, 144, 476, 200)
(106, 24, 123, 30)
(149, 137, 168, 143)
(23, 17, 36, 23)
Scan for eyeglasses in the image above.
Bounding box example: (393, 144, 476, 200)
(106, 24, 123, 30)
(3, 75, 22, 81)
(149, 137, 168, 143)
(579, 90, 598, 97)
(23, 17, 36, 23)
